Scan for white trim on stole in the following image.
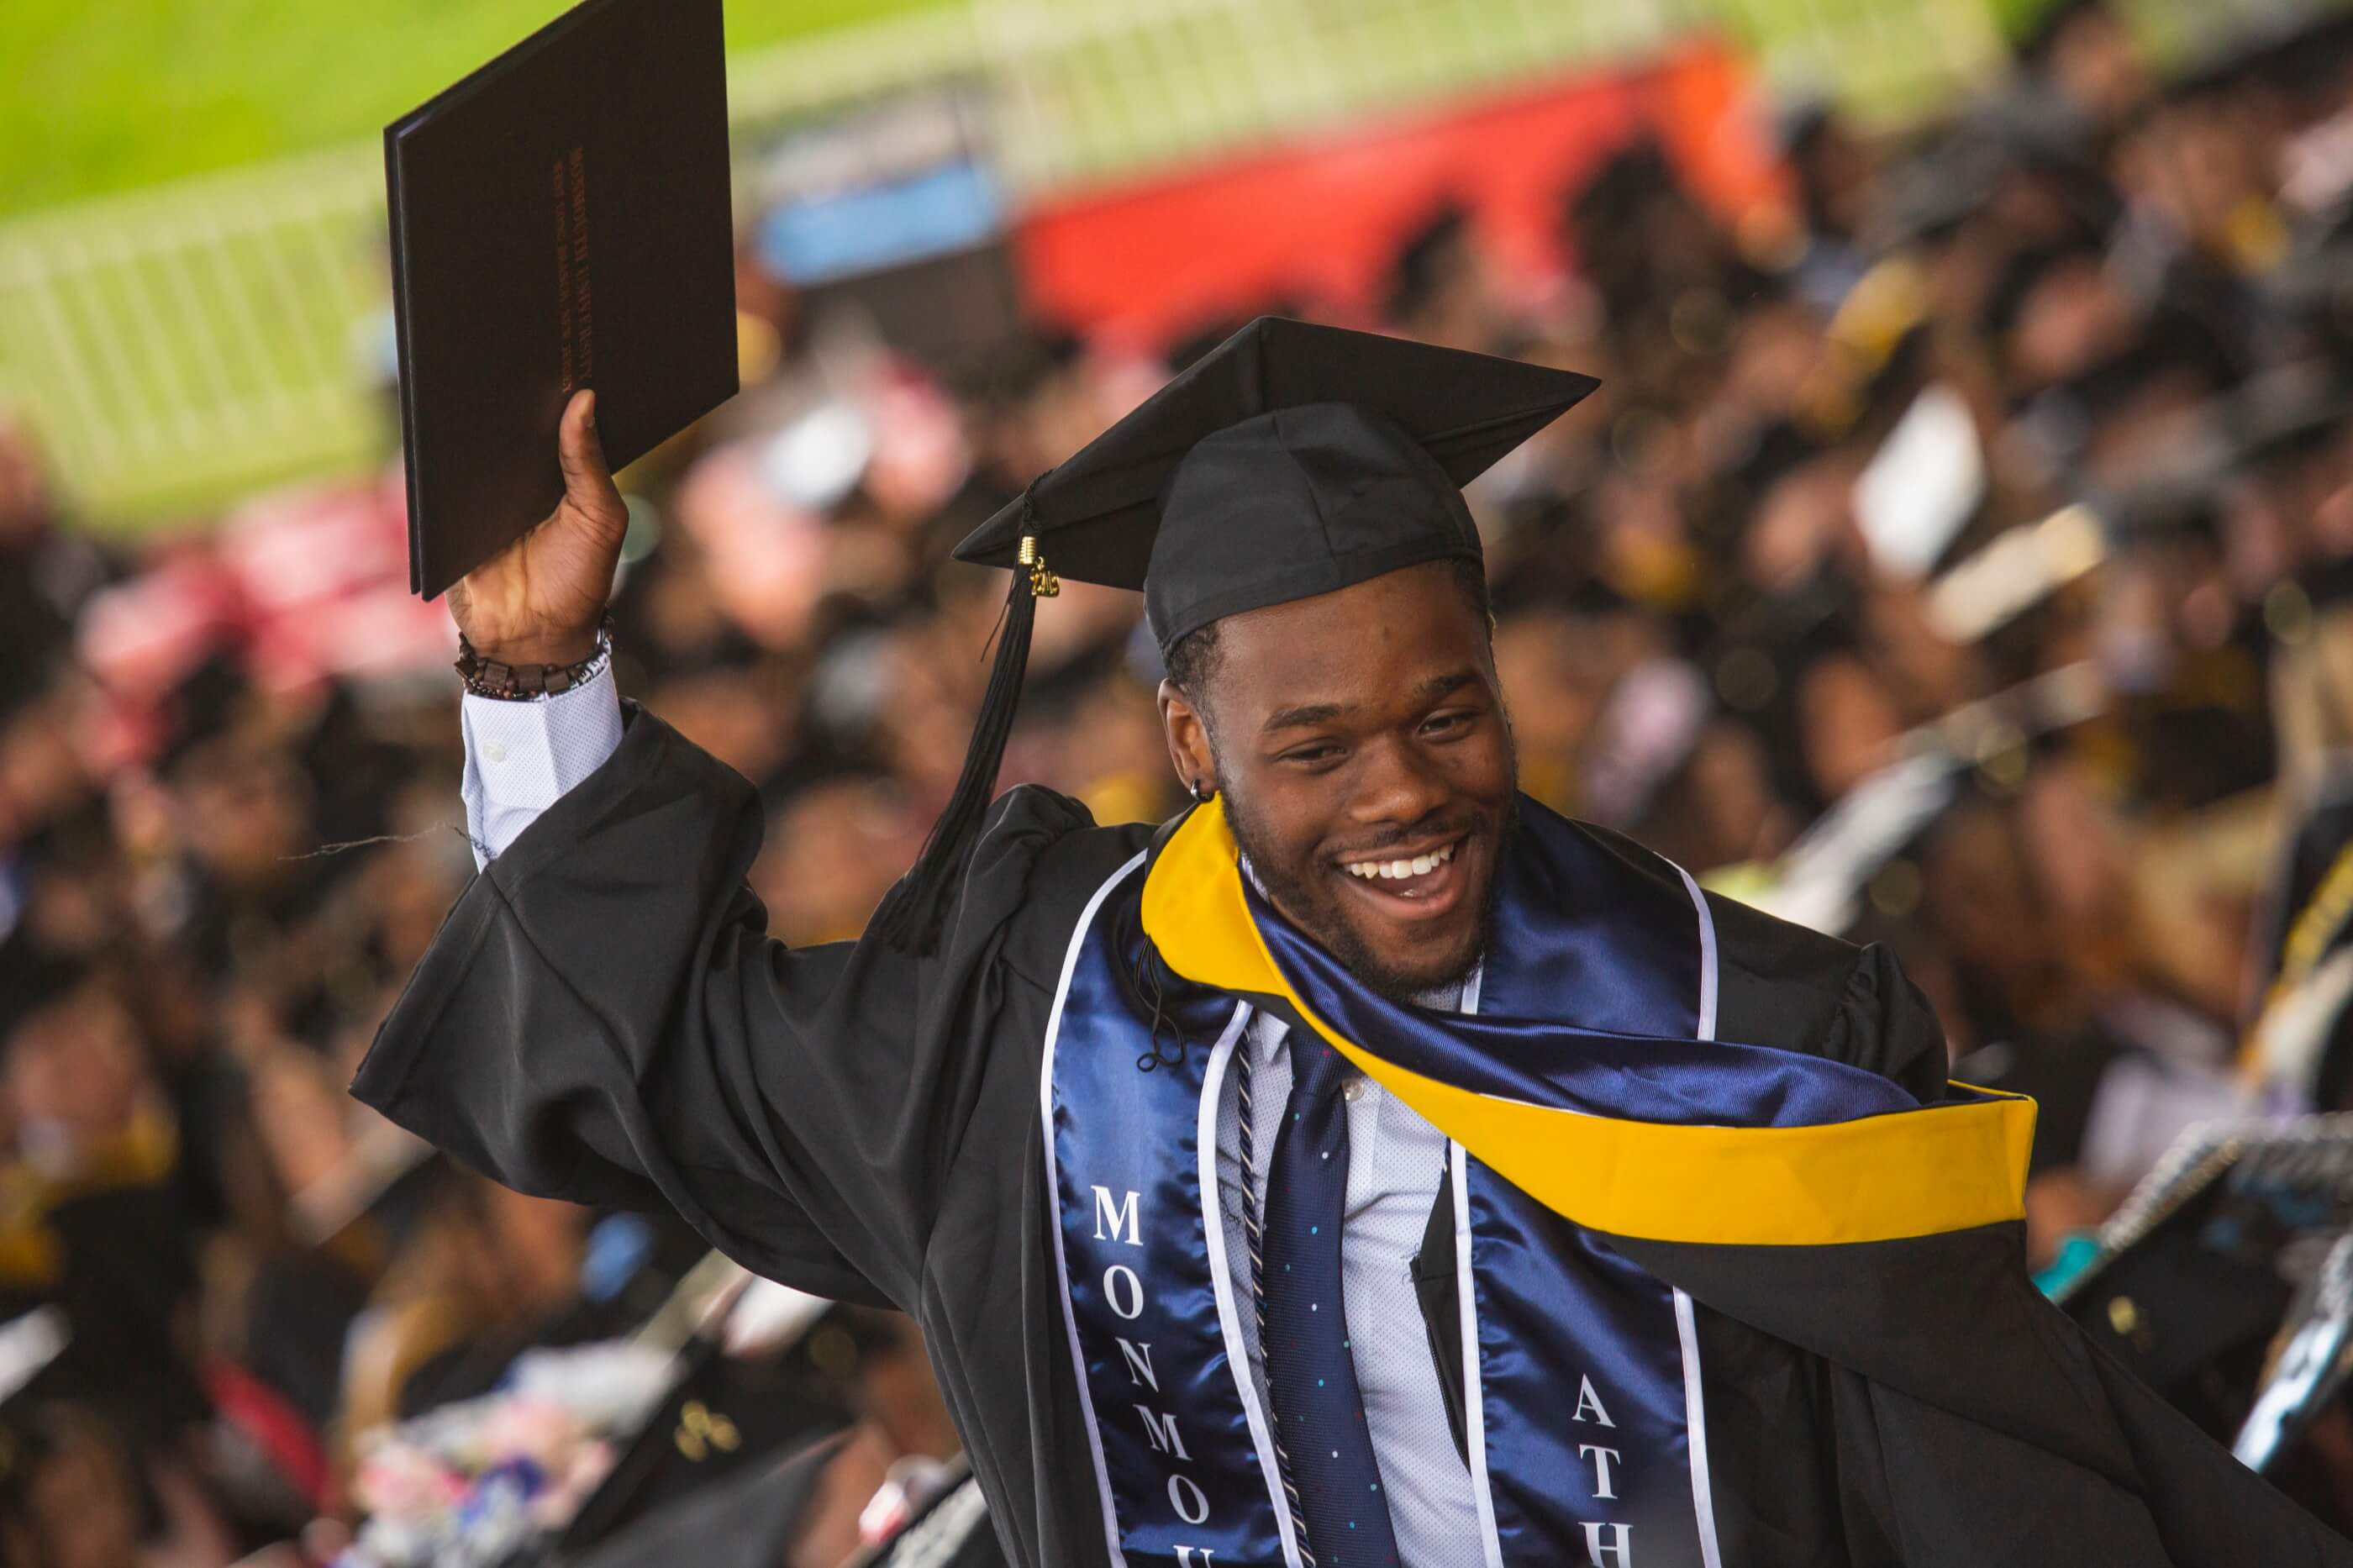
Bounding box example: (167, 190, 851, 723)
(1040, 851, 1149, 1568)
(1671, 860, 1727, 1568)
(1450, 963, 1508, 1568)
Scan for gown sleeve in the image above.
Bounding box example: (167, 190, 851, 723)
(350, 701, 1098, 1311)
(1703, 887, 1952, 1102)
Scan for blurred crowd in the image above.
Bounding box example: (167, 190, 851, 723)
(13, 0, 2353, 1559)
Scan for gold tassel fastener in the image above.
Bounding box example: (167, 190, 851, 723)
(1019, 534, 1061, 598)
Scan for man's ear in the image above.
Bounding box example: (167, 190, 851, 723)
(1157, 679, 1215, 797)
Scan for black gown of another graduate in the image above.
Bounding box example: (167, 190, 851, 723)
(354, 706, 2350, 1567)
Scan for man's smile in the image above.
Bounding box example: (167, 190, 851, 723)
(1332, 832, 1472, 921)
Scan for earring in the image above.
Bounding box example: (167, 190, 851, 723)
(1187, 779, 1210, 803)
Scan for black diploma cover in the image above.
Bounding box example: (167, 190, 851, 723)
(385, 0, 738, 599)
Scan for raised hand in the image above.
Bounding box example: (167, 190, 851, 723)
(445, 389, 628, 665)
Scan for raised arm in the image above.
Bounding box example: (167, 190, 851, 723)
(355, 395, 1096, 1310)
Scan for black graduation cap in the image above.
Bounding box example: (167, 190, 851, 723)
(557, 1435, 843, 1568)
(955, 317, 1595, 615)
(553, 1317, 859, 1552)
(870, 318, 1596, 949)
(2051, 1119, 2342, 1461)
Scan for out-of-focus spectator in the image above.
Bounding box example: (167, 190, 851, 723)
(2018, 0, 2152, 133)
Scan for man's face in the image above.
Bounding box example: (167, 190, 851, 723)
(1161, 560, 1517, 1000)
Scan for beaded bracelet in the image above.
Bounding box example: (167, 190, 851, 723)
(453, 613, 613, 701)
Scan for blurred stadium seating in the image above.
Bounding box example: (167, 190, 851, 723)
(0, 0, 2288, 528)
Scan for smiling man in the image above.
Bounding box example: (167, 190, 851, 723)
(1162, 556, 1513, 1001)
(355, 319, 2345, 1567)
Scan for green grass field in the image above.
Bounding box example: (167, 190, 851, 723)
(0, 0, 953, 221)
(0, 0, 2098, 529)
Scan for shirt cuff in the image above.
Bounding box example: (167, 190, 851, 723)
(461, 661, 624, 868)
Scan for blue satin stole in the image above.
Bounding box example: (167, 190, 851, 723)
(1042, 802, 1924, 1567)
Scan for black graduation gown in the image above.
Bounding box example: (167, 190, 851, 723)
(354, 706, 2349, 1566)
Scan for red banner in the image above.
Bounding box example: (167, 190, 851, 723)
(1015, 36, 1784, 351)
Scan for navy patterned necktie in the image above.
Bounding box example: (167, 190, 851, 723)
(1259, 1036, 1400, 1567)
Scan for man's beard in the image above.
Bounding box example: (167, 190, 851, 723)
(1222, 787, 1515, 1006)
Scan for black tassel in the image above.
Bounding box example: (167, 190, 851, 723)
(871, 487, 1056, 954)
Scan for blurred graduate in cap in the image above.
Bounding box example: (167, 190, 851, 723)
(2240, 371, 2353, 1112)
(356, 319, 2346, 1565)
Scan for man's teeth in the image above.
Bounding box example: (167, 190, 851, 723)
(1345, 842, 1457, 880)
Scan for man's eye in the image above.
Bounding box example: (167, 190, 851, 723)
(1422, 710, 1477, 736)
(1280, 744, 1343, 766)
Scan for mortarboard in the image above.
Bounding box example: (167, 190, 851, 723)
(2051, 1115, 2353, 1476)
(558, 1435, 843, 1568)
(953, 318, 1595, 617)
(870, 318, 1596, 949)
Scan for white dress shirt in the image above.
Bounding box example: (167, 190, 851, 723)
(460, 666, 1485, 1565)
(459, 665, 625, 869)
